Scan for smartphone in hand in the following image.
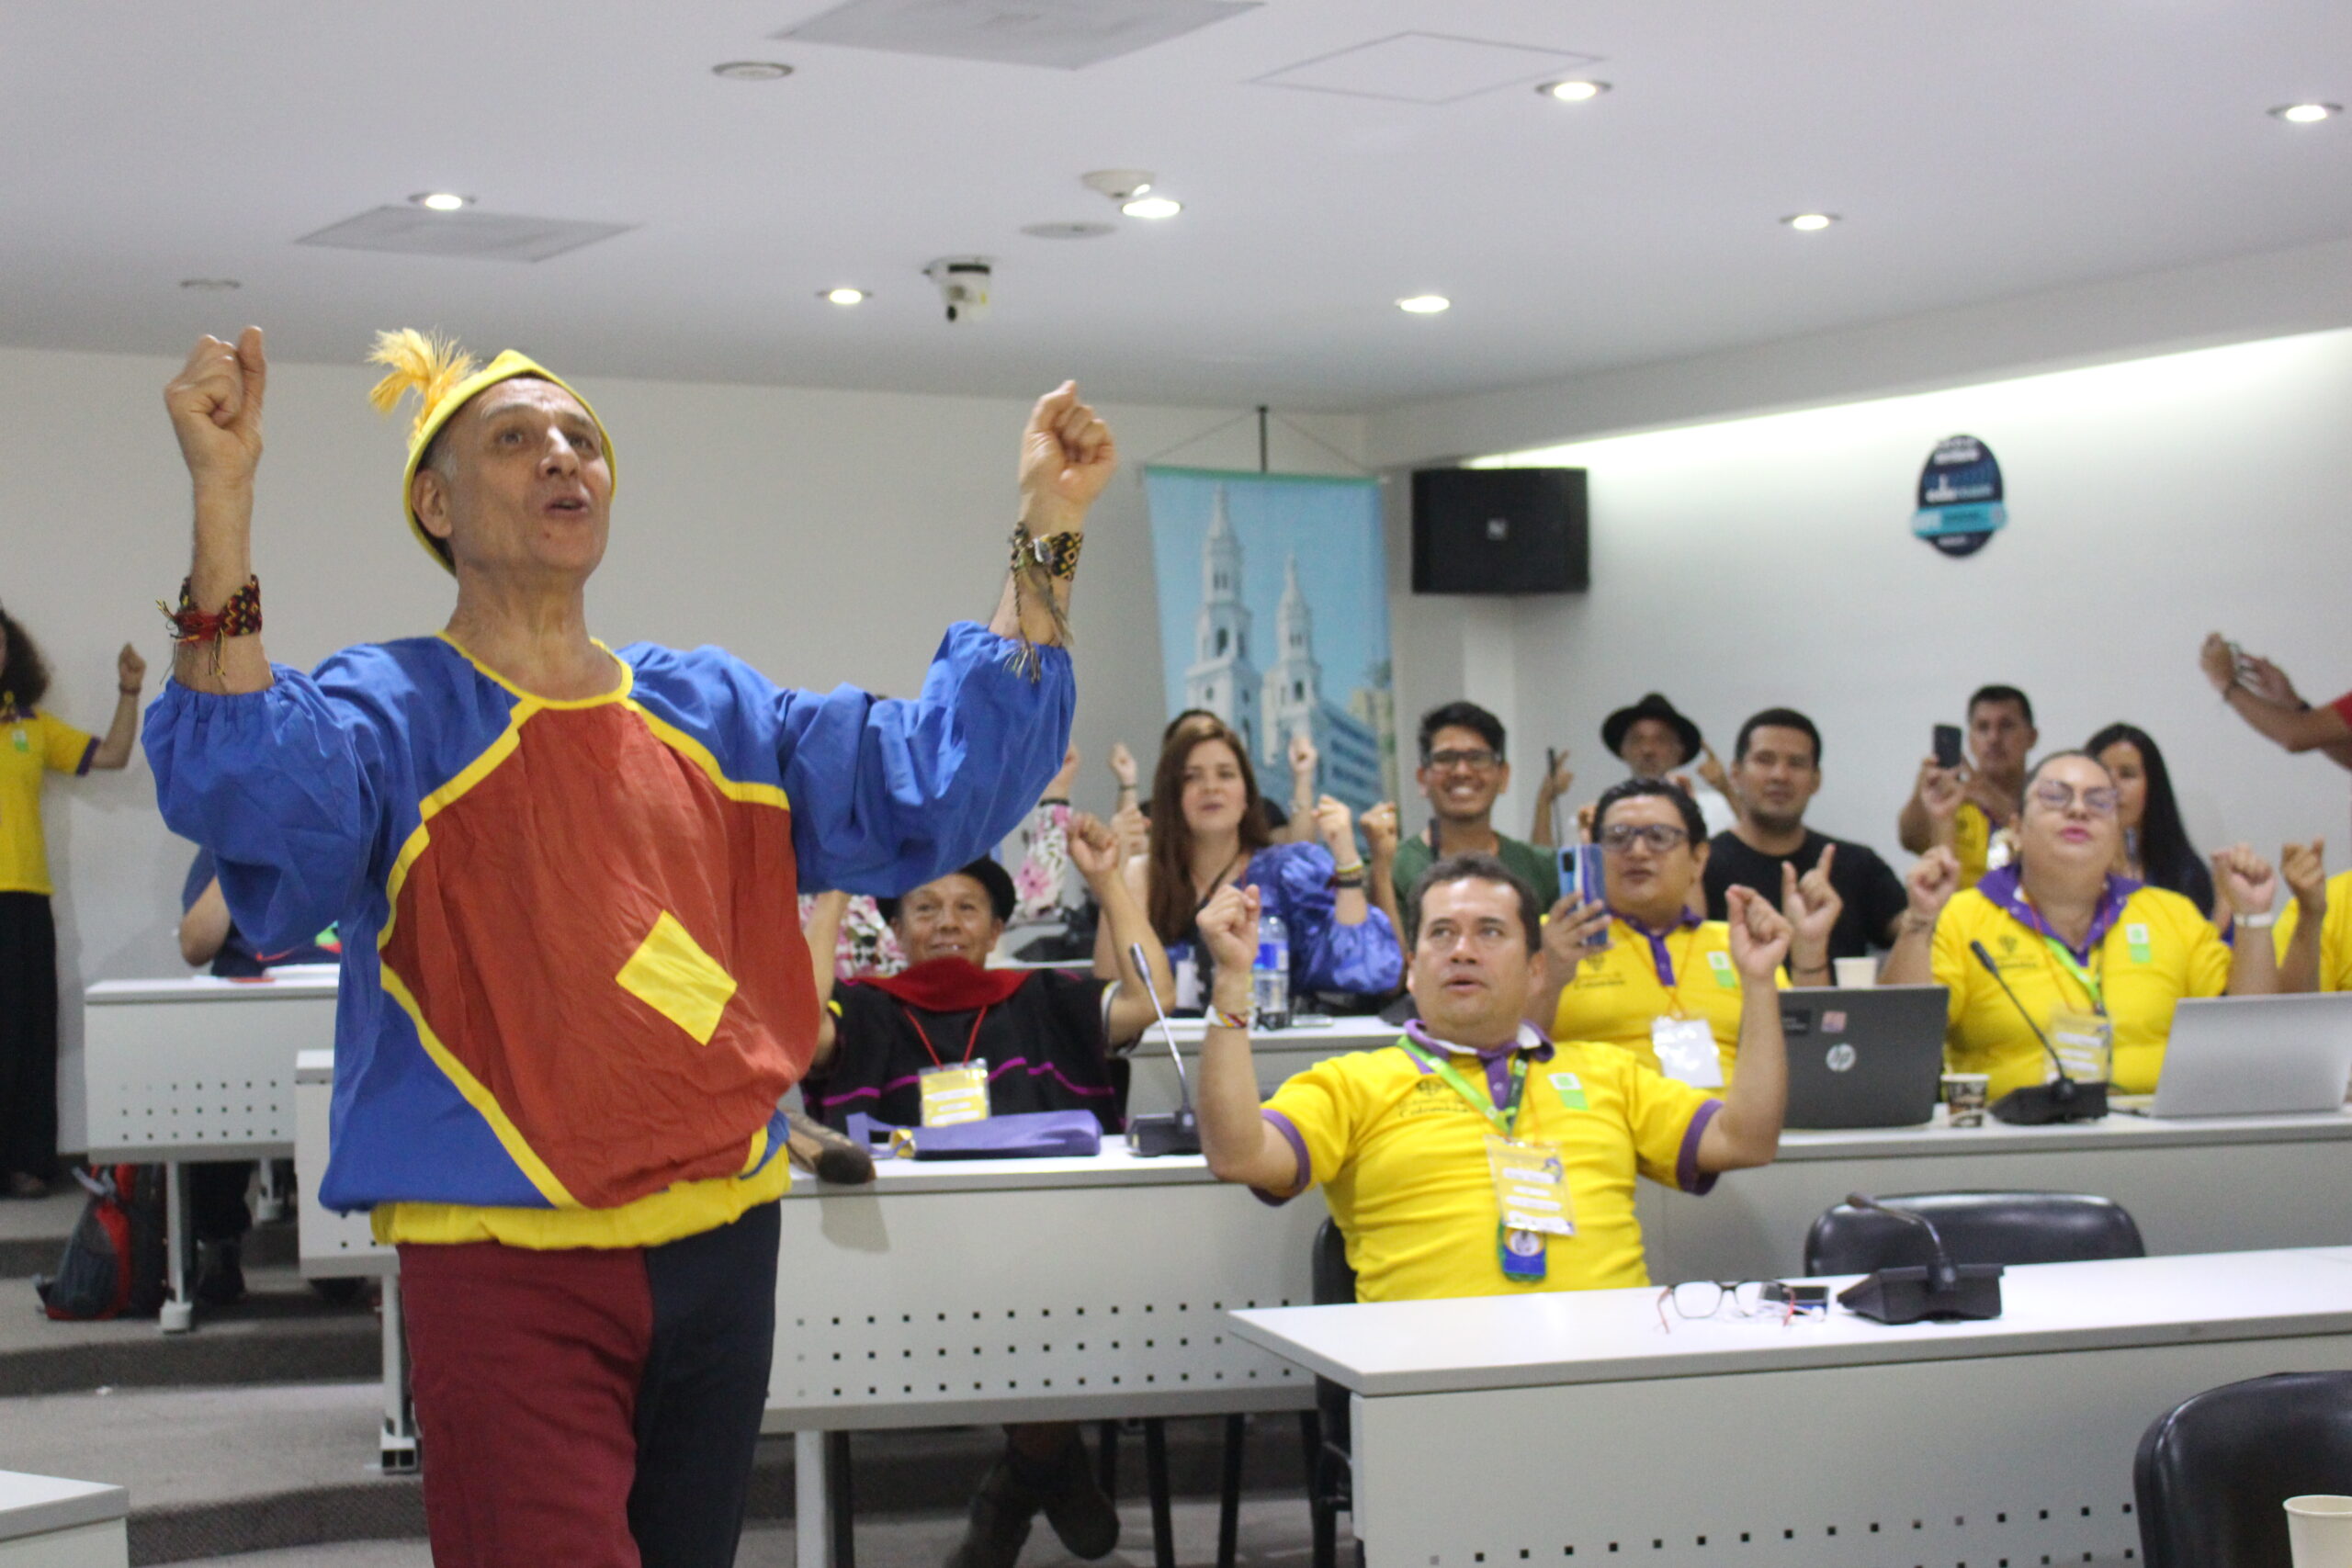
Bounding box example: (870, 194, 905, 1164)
(1557, 843, 1610, 947)
(1932, 724, 1964, 771)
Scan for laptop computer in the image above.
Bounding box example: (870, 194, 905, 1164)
(2142, 992, 2352, 1118)
(1776, 985, 1949, 1129)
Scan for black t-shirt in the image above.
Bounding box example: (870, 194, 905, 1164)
(1702, 829, 1908, 960)
(807, 970, 1121, 1134)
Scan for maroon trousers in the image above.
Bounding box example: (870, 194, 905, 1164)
(399, 1201, 779, 1568)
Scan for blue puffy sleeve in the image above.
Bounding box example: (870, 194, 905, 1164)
(143, 652, 401, 955)
(775, 624, 1073, 897)
(1255, 841, 1403, 996)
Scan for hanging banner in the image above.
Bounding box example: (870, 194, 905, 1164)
(1144, 466, 1396, 816)
(1911, 434, 2007, 558)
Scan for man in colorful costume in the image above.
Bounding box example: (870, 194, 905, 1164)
(146, 325, 1112, 1567)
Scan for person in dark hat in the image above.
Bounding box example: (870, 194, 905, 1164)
(798, 814, 1175, 1568)
(1601, 693, 1737, 839)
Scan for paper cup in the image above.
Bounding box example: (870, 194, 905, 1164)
(1940, 1073, 1991, 1129)
(1833, 957, 1878, 989)
(2288, 1495, 2352, 1567)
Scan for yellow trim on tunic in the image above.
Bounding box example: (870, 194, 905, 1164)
(373, 1152, 789, 1250)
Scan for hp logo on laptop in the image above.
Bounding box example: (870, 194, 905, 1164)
(1825, 1043, 1858, 1074)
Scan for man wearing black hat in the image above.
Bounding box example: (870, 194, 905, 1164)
(1602, 693, 1737, 840)
(798, 812, 1172, 1567)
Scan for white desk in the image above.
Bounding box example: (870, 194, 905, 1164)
(1642, 1107, 2352, 1281)
(0, 1472, 127, 1568)
(292, 1051, 411, 1473)
(1122, 1014, 1399, 1117)
(81, 972, 337, 1331)
(770, 1140, 1329, 1567)
(1231, 1247, 2352, 1567)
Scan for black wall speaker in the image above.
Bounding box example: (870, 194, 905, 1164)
(1410, 467, 1588, 594)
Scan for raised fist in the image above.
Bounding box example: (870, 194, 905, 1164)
(165, 328, 267, 490)
(1018, 381, 1116, 531)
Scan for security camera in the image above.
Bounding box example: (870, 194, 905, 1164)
(924, 256, 993, 325)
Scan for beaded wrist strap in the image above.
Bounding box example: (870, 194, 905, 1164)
(157, 575, 261, 677)
(1207, 1004, 1251, 1031)
(1001, 524, 1080, 681)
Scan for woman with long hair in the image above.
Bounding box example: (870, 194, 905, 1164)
(2086, 722, 2217, 919)
(1, 604, 146, 1196)
(1098, 714, 1399, 1007)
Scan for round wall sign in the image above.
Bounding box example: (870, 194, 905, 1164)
(1911, 434, 2007, 558)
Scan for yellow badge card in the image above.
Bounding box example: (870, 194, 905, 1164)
(1651, 1015, 1724, 1089)
(2048, 1007, 2113, 1082)
(1485, 1136, 1574, 1236)
(919, 1062, 991, 1127)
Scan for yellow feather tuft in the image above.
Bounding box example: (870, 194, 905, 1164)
(366, 329, 479, 446)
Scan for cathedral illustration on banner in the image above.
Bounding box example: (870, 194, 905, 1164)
(1181, 484, 1396, 812)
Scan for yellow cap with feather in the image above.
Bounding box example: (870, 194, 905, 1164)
(367, 330, 616, 572)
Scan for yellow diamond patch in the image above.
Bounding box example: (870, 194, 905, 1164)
(616, 911, 738, 1045)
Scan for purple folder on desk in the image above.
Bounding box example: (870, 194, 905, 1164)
(844, 1111, 1102, 1161)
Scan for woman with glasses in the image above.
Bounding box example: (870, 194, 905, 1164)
(1542, 779, 1841, 1086)
(1882, 751, 2281, 1099)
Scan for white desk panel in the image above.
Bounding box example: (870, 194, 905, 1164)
(82, 974, 336, 1160)
(1123, 1014, 1400, 1117)
(0, 1472, 127, 1568)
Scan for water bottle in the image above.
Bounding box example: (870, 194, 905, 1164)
(1252, 912, 1291, 1032)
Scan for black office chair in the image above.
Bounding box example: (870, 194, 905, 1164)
(1306, 1216, 1361, 1568)
(2135, 1371, 2352, 1566)
(1804, 1190, 2144, 1275)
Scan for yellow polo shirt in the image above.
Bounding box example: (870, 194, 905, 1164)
(1260, 1032, 1721, 1302)
(1952, 800, 1994, 891)
(2275, 873, 2352, 993)
(1931, 882, 2228, 1098)
(0, 707, 96, 896)
(1550, 916, 1751, 1081)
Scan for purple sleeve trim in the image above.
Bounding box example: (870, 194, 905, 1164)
(74, 739, 97, 777)
(1677, 1099, 1724, 1196)
(1250, 1109, 1312, 1208)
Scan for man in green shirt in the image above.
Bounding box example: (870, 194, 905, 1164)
(1389, 702, 1563, 925)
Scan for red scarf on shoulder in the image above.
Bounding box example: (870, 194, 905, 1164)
(859, 956, 1031, 1013)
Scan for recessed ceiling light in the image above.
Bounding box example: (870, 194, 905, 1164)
(820, 288, 867, 306)
(1538, 80, 1610, 102)
(1396, 295, 1451, 314)
(1781, 212, 1838, 231)
(410, 192, 471, 212)
(2271, 102, 2340, 124)
(1122, 196, 1182, 220)
(713, 60, 795, 81)
(1021, 221, 1117, 240)
(178, 277, 241, 291)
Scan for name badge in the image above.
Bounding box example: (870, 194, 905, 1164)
(1706, 950, 1738, 990)
(1652, 1016, 1724, 1089)
(919, 1062, 991, 1127)
(2047, 1008, 2113, 1082)
(1485, 1136, 1573, 1236)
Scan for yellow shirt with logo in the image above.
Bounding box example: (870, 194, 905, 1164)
(0, 708, 96, 896)
(1931, 883, 2229, 1098)
(1260, 1035, 1721, 1302)
(1549, 916, 1752, 1080)
(2274, 872, 2352, 994)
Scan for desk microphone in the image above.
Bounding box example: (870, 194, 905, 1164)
(1125, 942, 1203, 1157)
(1968, 940, 2109, 1125)
(1834, 1191, 2005, 1325)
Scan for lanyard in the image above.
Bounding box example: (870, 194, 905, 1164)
(1398, 1037, 1531, 1139)
(2040, 939, 2107, 1016)
(902, 1004, 991, 1067)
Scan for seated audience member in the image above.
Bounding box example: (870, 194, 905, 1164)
(1900, 683, 2037, 889)
(1546, 780, 1839, 1086)
(1193, 857, 1793, 1299)
(2086, 722, 2216, 919)
(2275, 841, 2344, 993)
(803, 816, 1170, 1132)
(1102, 713, 1400, 1009)
(2200, 633, 2352, 773)
(1882, 751, 2282, 1098)
(1124, 708, 1298, 837)
(1388, 702, 1563, 917)
(1702, 708, 1908, 958)
(1540, 693, 1735, 843)
(178, 847, 339, 1304)
(802, 817, 1170, 1567)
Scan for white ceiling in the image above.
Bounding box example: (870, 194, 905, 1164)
(3, 1, 2347, 413)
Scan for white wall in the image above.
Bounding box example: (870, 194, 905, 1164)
(0, 344, 1363, 1145)
(1457, 328, 2352, 869)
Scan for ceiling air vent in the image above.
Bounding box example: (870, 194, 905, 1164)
(778, 0, 1256, 70)
(296, 207, 636, 264)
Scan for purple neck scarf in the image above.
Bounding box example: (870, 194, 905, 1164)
(1975, 863, 2138, 964)
(1611, 906, 1705, 987)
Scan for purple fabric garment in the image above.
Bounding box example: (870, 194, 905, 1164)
(1609, 906, 1704, 986)
(1974, 864, 2139, 964)
(1676, 1099, 1724, 1196)
(1252, 1109, 1315, 1207)
(1402, 1019, 1555, 1103)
